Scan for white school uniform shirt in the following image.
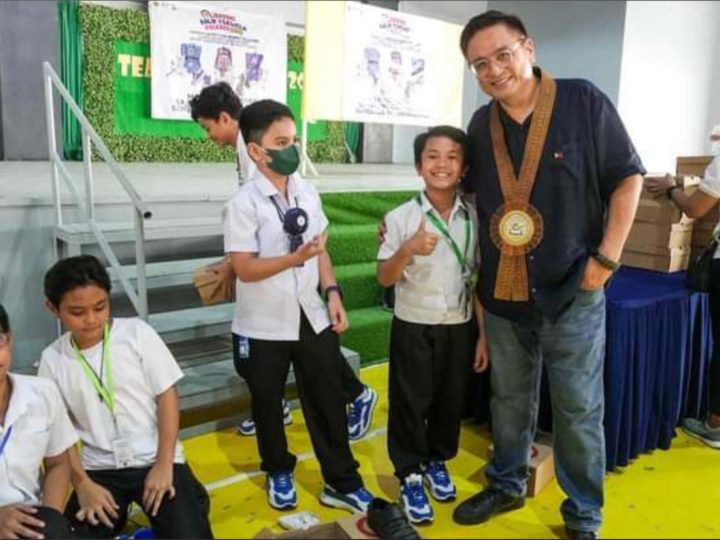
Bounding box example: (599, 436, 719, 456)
(0, 374, 78, 506)
(38, 318, 185, 471)
(378, 192, 479, 325)
(223, 169, 331, 340)
(695, 156, 720, 258)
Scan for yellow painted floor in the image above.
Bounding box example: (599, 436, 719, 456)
(181, 363, 720, 539)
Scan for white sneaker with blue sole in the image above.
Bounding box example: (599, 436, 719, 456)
(319, 485, 374, 513)
(237, 400, 292, 436)
(424, 461, 457, 501)
(400, 473, 434, 524)
(267, 471, 297, 510)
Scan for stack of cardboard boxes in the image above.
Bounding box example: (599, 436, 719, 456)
(621, 155, 715, 273)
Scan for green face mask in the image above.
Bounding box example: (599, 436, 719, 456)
(265, 144, 300, 176)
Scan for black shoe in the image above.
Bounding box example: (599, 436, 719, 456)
(452, 487, 525, 525)
(566, 527, 598, 540)
(367, 498, 421, 540)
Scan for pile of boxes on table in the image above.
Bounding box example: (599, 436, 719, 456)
(621, 156, 715, 272)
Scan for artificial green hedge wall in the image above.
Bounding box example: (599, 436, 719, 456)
(79, 4, 347, 163)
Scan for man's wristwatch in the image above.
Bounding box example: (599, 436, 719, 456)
(593, 251, 621, 272)
(324, 285, 344, 301)
(666, 185, 679, 199)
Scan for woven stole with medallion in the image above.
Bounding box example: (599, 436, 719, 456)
(489, 72, 557, 301)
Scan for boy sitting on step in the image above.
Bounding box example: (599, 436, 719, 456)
(223, 98, 374, 512)
(377, 126, 489, 525)
(38, 255, 213, 539)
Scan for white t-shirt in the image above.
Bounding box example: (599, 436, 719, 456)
(696, 157, 720, 258)
(0, 374, 78, 506)
(378, 192, 479, 325)
(224, 169, 332, 340)
(38, 318, 185, 470)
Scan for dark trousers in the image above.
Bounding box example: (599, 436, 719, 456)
(340, 351, 365, 403)
(232, 313, 362, 493)
(387, 317, 474, 478)
(708, 259, 720, 415)
(20, 507, 71, 539)
(65, 464, 212, 539)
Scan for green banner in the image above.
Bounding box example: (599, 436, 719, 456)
(114, 41, 204, 138)
(287, 60, 326, 142)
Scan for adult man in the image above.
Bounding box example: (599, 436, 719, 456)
(452, 11, 645, 539)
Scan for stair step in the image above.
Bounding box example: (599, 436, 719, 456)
(149, 303, 234, 344)
(322, 191, 415, 225)
(107, 257, 221, 289)
(335, 262, 382, 311)
(178, 347, 361, 439)
(56, 217, 221, 246)
(341, 306, 393, 364)
(327, 224, 379, 266)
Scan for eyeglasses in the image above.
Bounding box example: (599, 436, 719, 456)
(469, 38, 527, 77)
(0, 333, 9, 349)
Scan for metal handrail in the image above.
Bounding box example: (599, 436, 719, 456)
(43, 61, 150, 319)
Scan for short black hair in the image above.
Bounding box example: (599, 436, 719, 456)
(460, 10, 529, 57)
(189, 82, 243, 122)
(44, 255, 111, 308)
(239, 99, 295, 145)
(0, 303, 9, 334)
(413, 126, 469, 167)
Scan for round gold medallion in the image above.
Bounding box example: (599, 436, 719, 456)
(498, 210, 535, 247)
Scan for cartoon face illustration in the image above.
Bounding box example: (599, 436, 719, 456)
(181, 43, 203, 75)
(364, 47, 380, 83)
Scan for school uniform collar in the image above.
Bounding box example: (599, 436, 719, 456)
(419, 191, 468, 222)
(251, 170, 304, 201)
(2, 374, 30, 428)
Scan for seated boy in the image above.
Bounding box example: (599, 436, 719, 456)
(0, 303, 78, 540)
(377, 126, 488, 524)
(189, 82, 378, 442)
(224, 98, 373, 511)
(38, 256, 213, 539)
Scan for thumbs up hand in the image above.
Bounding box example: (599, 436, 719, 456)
(404, 216, 439, 256)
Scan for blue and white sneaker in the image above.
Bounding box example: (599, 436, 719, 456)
(400, 473, 434, 524)
(424, 461, 457, 501)
(348, 386, 379, 441)
(237, 400, 293, 436)
(320, 485, 374, 514)
(267, 471, 297, 510)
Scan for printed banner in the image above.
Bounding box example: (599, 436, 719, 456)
(149, 1, 286, 120)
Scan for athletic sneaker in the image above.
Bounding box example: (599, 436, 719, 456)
(347, 386, 379, 441)
(320, 485, 374, 513)
(267, 471, 297, 510)
(424, 461, 457, 501)
(400, 473, 434, 524)
(237, 400, 292, 436)
(682, 417, 720, 449)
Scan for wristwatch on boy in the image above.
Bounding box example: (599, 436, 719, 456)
(592, 250, 621, 272)
(324, 285, 344, 301)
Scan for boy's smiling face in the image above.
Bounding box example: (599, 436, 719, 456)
(47, 285, 111, 349)
(416, 135, 466, 192)
(198, 111, 237, 147)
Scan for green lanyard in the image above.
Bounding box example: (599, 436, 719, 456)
(72, 324, 114, 415)
(415, 194, 472, 272)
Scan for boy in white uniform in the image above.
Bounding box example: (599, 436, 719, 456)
(0, 303, 78, 539)
(189, 82, 379, 442)
(38, 256, 213, 539)
(378, 126, 489, 524)
(224, 99, 373, 512)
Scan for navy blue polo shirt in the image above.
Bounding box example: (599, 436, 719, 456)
(464, 72, 646, 324)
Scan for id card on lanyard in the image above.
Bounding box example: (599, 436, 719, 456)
(416, 194, 474, 315)
(72, 323, 134, 468)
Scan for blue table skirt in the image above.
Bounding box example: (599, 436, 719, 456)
(472, 267, 712, 471)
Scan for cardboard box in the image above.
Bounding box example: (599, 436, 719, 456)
(625, 222, 692, 254)
(621, 248, 690, 272)
(676, 156, 713, 176)
(253, 515, 380, 540)
(634, 197, 693, 225)
(487, 439, 555, 497)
